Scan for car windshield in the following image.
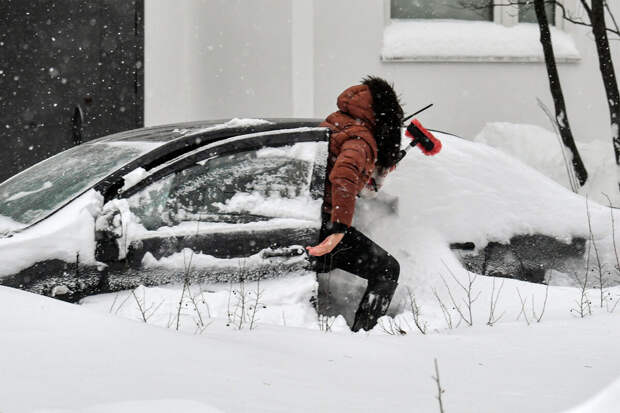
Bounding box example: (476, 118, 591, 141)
(0, 141, 162, 232)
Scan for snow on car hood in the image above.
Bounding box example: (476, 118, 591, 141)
(0, 190, 103, 278)
(0, 214, 27, 236)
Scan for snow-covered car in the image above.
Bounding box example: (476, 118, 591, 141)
(0, 118, 330, 301)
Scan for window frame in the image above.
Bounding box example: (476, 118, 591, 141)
(383, 0, 566, 27)
(389, 0, 496, 22)
(382, 0, 578, 63)
(119, 127, 330, 211)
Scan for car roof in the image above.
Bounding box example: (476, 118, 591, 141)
(92, 118, 324, 144)
(91, 118, 326, 200)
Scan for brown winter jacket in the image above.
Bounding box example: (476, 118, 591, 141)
(321, 84, 378, 228)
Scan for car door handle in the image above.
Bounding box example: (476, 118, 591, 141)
(261, 246, 306, 258)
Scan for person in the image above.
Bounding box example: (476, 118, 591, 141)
(306, 76, 404, 332)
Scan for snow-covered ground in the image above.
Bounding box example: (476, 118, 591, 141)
(1, 284, 619, 413)
(3, 127, 620, 412)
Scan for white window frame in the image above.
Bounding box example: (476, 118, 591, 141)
(382, 0, 579, 63)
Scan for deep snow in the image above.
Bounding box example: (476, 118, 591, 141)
(1, 285, 620, 413)
(3, 128, 620, 412)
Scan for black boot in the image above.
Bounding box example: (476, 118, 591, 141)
(351, 280, 398, 332)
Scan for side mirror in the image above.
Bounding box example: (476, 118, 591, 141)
(95, 202, 124, 263)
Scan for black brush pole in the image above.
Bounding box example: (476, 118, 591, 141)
(403, 103, 433, 124)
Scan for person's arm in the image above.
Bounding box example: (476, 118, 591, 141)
(307, 138, 371, 257)
(359, 164, 396, 198)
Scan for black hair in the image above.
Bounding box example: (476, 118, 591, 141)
(362, 76, 404, 168)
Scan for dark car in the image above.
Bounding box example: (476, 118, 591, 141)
(0, 118, 330, 301)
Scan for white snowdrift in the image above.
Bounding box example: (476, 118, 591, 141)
(35, 400, 224, 413)
(378, 132, 617, 253)
(475, 122, 619, 205)
(562, 377, 620, 413)
(0, 190, 103, 277)
(382, 20, 580, 61)
(2, 283, 620, 413)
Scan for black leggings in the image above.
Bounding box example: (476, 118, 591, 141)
(317, 221, 400, 331)
(317, 225, 400, 287)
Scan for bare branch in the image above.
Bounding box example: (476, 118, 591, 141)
(516, 288, 531, 326)
(460, 0, 620, 36)
(379, 317, 407, 336)
(433, 359, 446, 413)
(487, 277, 506, 326)
(433, 288, 455, 329)
(406, 287, 428, 334)
(580, 0, 592, 17)
(586, 196, 605, 308)
(605, 1, 620, 35)
(602, 192, 620, 273)
(532, 281, 550, 322)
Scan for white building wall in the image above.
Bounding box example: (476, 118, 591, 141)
(145, 0, 293, 126)
(145, 0, 619, 144)
(313, 0, 620, 142)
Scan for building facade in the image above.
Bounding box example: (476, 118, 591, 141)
(146, 0, 619, 142)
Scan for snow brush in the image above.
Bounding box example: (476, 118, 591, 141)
(396, 119, 442, 162)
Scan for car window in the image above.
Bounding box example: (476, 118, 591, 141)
(0, 141, 163, 231)
(127, 142, 325, 231)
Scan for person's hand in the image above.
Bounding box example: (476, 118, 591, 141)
(306, 233, 345, 256)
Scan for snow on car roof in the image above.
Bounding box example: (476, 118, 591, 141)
(92, 118, 322, 144)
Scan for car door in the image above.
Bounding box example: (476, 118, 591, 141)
(95, 127, 329, 291)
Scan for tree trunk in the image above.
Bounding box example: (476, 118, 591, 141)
(535, 0, 588, 186)
(588, 0, 620, 189)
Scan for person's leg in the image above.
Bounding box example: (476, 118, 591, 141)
(324, 227, 400, 332)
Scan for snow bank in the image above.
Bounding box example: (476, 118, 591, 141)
(562, 377, 620, 413)
(382, 20, 580, 61)
(4, 282, 620, 413)
(35, 400, 225, 413)
(475, 122, 619, 205)
(82, 272, 322, 330)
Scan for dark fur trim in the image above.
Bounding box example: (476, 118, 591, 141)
(362, 76, 404, 168)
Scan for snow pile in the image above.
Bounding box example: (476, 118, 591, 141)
(2, 282, 619, 413)
(562, 377, 620, 413)
(255, 141, 320, 163)
(0, 190, 103, 277)
(221, 117, 273, 128)
(382, 132, 596, 248)
(474, 122, 619, 205)
(382, 20, 580, 61)
(120, 167, 148, 192)
(0, 214, 26, 234)
(173, 118, 274, 136)
(82, 272, 324, 331)
(215, 192, 321, 221)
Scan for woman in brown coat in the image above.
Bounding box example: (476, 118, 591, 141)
(306, 76, 404, 332)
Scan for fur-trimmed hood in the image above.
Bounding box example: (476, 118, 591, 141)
(362, 76, 403, 168)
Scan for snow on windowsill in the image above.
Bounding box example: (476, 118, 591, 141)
(382, 20, 581, 63)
